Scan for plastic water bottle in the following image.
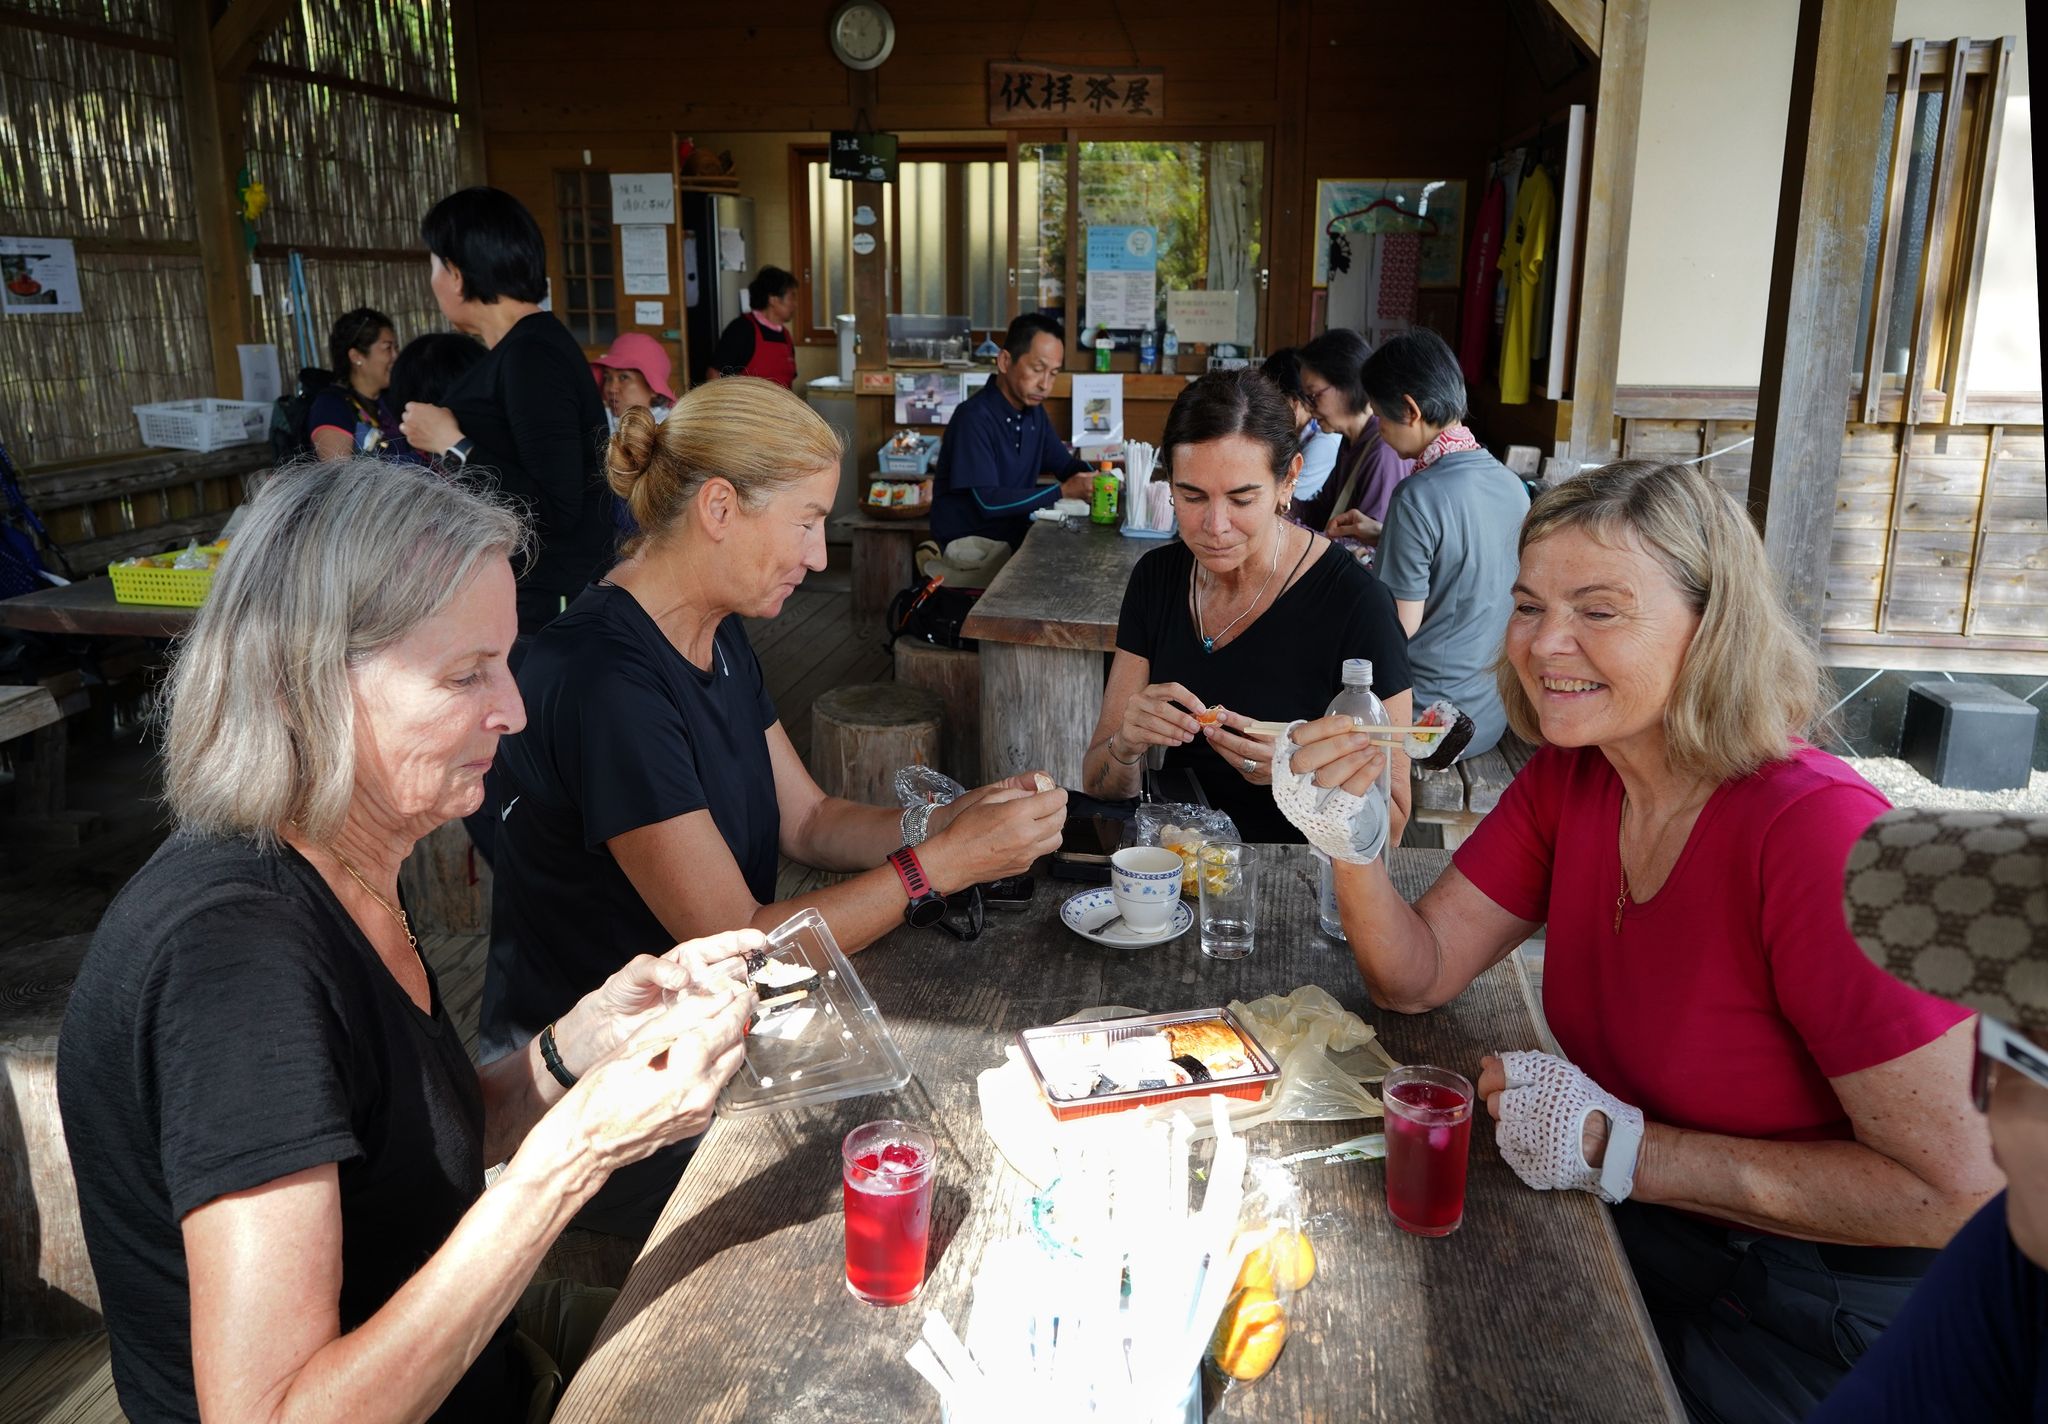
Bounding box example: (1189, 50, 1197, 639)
(1161, 325, 1179, 375)
(1139, 328, 1159, 374)
(1317, 657, 1390, 940)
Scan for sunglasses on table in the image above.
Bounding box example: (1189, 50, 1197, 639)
(1972, 1013, 2048, 1112)
(935, 884, 985, 943)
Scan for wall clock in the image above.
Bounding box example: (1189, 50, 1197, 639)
(829, 2, 895, 71)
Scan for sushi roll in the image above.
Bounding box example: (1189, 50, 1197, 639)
(1405, 700, 1476, 771)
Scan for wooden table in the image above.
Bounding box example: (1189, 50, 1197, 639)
(555, 848, 1682, 1423)
(961, 521, 1160, 786)
(0, 579, 196, 639)
(0, 686, 61, 745)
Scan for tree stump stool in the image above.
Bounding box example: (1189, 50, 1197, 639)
(810, 684, 943, 806)
(399, 819, 494, 937)
(0, 934, 101, 1336)
(845, 514, 931, 637)
(892, 640, 982, 784)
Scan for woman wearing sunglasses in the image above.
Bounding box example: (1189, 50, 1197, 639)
(479, 378, 1063, 1241)
(1809, 809, 2047, 1423)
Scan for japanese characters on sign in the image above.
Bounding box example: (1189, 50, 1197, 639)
(987, 64, 1164, 126)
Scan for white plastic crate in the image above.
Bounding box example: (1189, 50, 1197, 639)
(132, 399, 270, 454)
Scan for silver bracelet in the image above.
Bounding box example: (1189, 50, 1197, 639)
(901, 800, 938, 845)
(1106, 735, 1145, 766)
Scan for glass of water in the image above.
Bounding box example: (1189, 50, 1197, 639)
(1195, 841, 1258, 960)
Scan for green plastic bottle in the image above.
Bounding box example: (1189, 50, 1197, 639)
(1089, 459, 1119, 525)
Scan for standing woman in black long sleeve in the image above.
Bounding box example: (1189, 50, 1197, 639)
(402, 187, 614, 635)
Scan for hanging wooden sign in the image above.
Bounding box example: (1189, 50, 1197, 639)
(987, 63, 1164, 125)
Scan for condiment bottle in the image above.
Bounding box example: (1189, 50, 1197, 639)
(1161, 325, 1179, 375)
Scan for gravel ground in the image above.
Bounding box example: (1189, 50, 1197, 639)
(1844, 755, 2048, 813)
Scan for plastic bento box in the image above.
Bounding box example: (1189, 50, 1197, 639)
(1015, 1006, 1279, 1122)
(715, 908, 913, 1119)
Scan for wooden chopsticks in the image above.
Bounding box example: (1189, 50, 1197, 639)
(1239, 720, 1445, 740)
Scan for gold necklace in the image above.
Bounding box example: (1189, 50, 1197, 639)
(330, 846, 418, 952)
(1614, 786, 1709, 933)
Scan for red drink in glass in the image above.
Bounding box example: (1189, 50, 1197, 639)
(842, 1120, 936, 1305)
(1382, 1066, 1474, 1237)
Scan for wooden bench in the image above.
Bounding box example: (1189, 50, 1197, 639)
(1410, 729, 1540, 849)
(839, 511, 931, 636)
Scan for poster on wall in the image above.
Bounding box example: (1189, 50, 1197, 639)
(1070, 373, 1124, 447)
(894, 372, 966, 426)
(1084, 224, 1157, 331)
(1312, 180, 1466, 289)
(1164, 289, 1240, 346)
(609, 174, 674, 225)
(621, 225, 670, 295)
(1, 236, 82, 313)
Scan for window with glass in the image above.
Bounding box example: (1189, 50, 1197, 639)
(553, 169, 616, 347)
(1850, 38, 2014, 422)
(791, 146, 1009, 342)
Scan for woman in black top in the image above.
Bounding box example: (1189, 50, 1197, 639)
(400, 187, 615, 633)
(1083, 369, 1414, 843)
(57, 462, 755, 1424)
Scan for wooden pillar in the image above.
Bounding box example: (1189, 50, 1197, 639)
(1268, 0, 1311, 345)
(1565, 0, 1649, 468)
(172, 0, 255, 399)
(1747, 0, 1898, 635)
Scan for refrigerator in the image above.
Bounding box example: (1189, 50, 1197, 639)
(679, 193, 754, 387)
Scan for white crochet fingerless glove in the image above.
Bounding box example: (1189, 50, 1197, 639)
(1271, 720, 1388, 865)
(1493, 1050, 1646, 1204)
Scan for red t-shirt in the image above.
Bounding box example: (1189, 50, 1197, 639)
(1454, 744, 1968, 1145)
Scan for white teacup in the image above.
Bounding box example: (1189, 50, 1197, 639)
(1110, 846, 1184, 937)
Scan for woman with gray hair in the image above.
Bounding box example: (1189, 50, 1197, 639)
(1285, 459, 2001, 1421)
(57, 461, 757, 1424)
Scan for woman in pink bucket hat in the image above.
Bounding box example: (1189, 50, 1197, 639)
(592, 332, 676, 431)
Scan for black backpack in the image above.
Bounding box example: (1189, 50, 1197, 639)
(269, 366, 335, 463)
(883, 574, 981, 652)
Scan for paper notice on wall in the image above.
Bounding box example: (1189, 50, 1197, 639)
(634, 300, 664, 326)
(1165, 289, 1241, 346)
(1071, 373, 1124, 447)
(1084, 224, 1157, 330)
(0, 235, 82, 314)
(718, 226, 747, 272)
(237, 343, 282, 404)
(609, 173, 674, 224)
(622, 224, 670, 295)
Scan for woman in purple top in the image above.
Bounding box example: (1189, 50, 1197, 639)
(1289, 328, 1413, 546)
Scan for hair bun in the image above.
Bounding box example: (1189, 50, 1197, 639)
(606, 405, 660, 496)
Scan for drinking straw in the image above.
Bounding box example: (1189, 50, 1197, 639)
(904, 1340, 966, 1418)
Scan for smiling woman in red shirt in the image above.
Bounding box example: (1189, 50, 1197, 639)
(1285, 460, 2001, 1424)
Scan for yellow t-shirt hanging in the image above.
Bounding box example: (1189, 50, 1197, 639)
(1496, 165, 1555, 405)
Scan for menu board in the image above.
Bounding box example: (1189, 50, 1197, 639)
(829, 131, 899, 183)
(1084, 225, 1157, 331)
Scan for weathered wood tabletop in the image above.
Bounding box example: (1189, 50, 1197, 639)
(555, 847, 1682, 1423)
(960, 520, 1159, 652)
(0, 685, 62, 744)
(0, 578, 195, 639)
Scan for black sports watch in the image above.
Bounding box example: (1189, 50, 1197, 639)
(444, 436, 475, 466)
(888, 846, 947, 928)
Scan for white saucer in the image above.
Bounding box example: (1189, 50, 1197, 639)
(1059, 887, 1193, 948)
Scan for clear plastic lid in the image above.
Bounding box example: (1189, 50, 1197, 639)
(714, 907, 913, 1119)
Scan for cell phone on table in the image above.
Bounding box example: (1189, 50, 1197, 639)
(1050, 813, 1125, 882)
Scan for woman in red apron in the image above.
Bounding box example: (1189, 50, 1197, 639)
(708, 266, 799, 387)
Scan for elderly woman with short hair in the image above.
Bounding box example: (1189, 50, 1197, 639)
(1287, 460, 2002, 1422)
(58, 462, 757, 1424)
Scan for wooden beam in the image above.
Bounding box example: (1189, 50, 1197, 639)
(1747, 0, 1899, 636)
(450, 0, 488, 185)
(171, 0, 252, 399)
(243, 60, 461, 115)
(210, 0, 295, 81)
(1564, 0, 1648, 467)
(1268, 0, 1311, 346)
(0, 4, 174, 57)
(1857, 40, 1921, 423)
(848, 71, 889, 376)
(1941, 36, 2015, 426)
(1896, 38, 1970, 432)
(1544, 0, 1604, 59)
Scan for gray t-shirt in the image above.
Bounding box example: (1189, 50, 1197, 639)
(1375, 447, 1528, 758)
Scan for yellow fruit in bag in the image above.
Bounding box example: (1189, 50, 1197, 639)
(1211, 1285, 1287, 1381)
(1235, 1229, 1316, 1295)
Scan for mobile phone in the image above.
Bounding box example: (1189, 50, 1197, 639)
(1051, 814, 1125, 883)
(983, 874, 1035, 906)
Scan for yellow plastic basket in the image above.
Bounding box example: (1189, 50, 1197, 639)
(107, 558, 216, 607)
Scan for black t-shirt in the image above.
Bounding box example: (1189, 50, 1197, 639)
(56, 833, 519, 1424)
(1115, 540, 1413, 842)
(442, 311, 615, 626)
(480, 582, 780, 1063)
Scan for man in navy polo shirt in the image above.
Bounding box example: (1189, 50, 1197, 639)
(1809, 809, 2048, 1424)
(931, 312, 1094, 549)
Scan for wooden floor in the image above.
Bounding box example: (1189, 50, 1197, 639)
(0, 569, 890, 1422)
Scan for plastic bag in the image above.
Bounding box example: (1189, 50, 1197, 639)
(1132, 802, 1240, 896)
(1208, 1156, 1312, 1390)
(171, 538, 209, 570)
(894, 764, 966, 810)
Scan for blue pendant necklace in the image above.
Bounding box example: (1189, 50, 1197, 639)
(1193, 528, 1284, 653)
